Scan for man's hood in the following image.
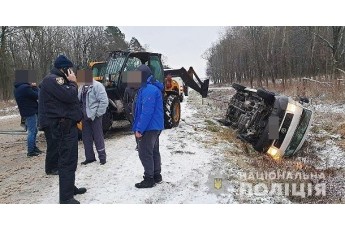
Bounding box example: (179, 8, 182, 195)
(137, 64, 152, 83)
(147, 76, 164, 91)
(137, 64, 163, 91)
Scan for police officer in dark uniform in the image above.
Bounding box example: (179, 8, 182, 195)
(39, 55, 86, 204)
(38, 83, 59, 175)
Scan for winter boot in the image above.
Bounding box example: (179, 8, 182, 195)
(74, 187, 87, 195)
(135, 176, 155, 188)
(154, 174, 162, 184)
(27, 152, 39, 157)
(33, 147, 43, 154)
(81, 159, 96, 165)
(46, 169, 59, 175)
(60, 198, 80, 204)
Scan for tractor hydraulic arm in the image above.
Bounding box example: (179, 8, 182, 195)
(164, 67, 209, 98)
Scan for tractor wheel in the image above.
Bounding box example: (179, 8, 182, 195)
(164, 94, 181, 129)
(180, 94, 184, 102)
(102, 109, 113, 134)
(257, 88, 275, 104)
(184, 86, 189, 96)
(123, 87, 138, 125)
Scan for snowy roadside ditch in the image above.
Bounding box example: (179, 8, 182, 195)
(28, 91, 345, 204)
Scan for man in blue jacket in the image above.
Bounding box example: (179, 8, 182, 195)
(133, 64, 164, 188)
(14, 79, 42, 157)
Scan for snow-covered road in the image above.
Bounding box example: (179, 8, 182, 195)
(38, 92, 229, 204)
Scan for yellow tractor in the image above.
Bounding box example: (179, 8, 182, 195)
(89, 51, 209, 132)
(89, 61, 106, 81)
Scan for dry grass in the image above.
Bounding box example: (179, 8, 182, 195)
(206, 125, 221, 132)
(206, 80, 345, 203)
(335, 122, 345, 138)
(235, 77, 345, 103)
(202, 126, 239, 146)
(207, 118, 344, 203)
(204, 119, 221, 132)
(336, 140, 345, 150)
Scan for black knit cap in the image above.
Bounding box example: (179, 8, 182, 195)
(54, 55, 74, 69)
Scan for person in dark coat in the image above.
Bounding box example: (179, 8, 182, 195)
(39, 55, 86, 204)
(14, 80, 43, 157)
(132, 64, 164, 188)
(38, 83, 59, 175)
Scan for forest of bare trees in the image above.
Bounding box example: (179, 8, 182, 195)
(205, 26, 345, 87)
(0, 26, 145, 100)
(3, 26, 345, 100)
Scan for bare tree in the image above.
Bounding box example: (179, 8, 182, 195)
(0, 26, 137, 100)
(205, 26, 345, 87)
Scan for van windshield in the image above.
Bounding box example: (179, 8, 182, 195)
(285, 109, 313, 156)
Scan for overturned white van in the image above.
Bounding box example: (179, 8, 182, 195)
(224, 83, 313, 159)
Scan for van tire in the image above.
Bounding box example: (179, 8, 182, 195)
(257, 88, 275, 104)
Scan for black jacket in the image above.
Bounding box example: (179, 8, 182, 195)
(38, 68, 82, 127)
(14, 82, 39, 117)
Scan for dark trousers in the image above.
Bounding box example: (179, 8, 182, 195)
(82, 117, 106, 162)
(43, 126, 59, 173)
(51, 119, 78, 202)
(137, 130, 161, 178)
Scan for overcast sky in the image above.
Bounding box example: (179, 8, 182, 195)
(119, 27, 224, 78)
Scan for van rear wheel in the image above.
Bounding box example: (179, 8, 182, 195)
(257, 88, 275, 104)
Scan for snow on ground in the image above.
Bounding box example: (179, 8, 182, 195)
(307, 102, 345, 170)
(0, 105, 18, 117)
(315, 141, 345, 169)
(39, 91, 229, 204)
(312, 103, 345, 114)
(0, 114, 19, 120)
(3, 88, 345, 204)
(309, 128, 345, 170)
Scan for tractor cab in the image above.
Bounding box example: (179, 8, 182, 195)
(89, 61, 106, 82)
(102, 51, 164, 97)
(99, 50, 209, 132)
